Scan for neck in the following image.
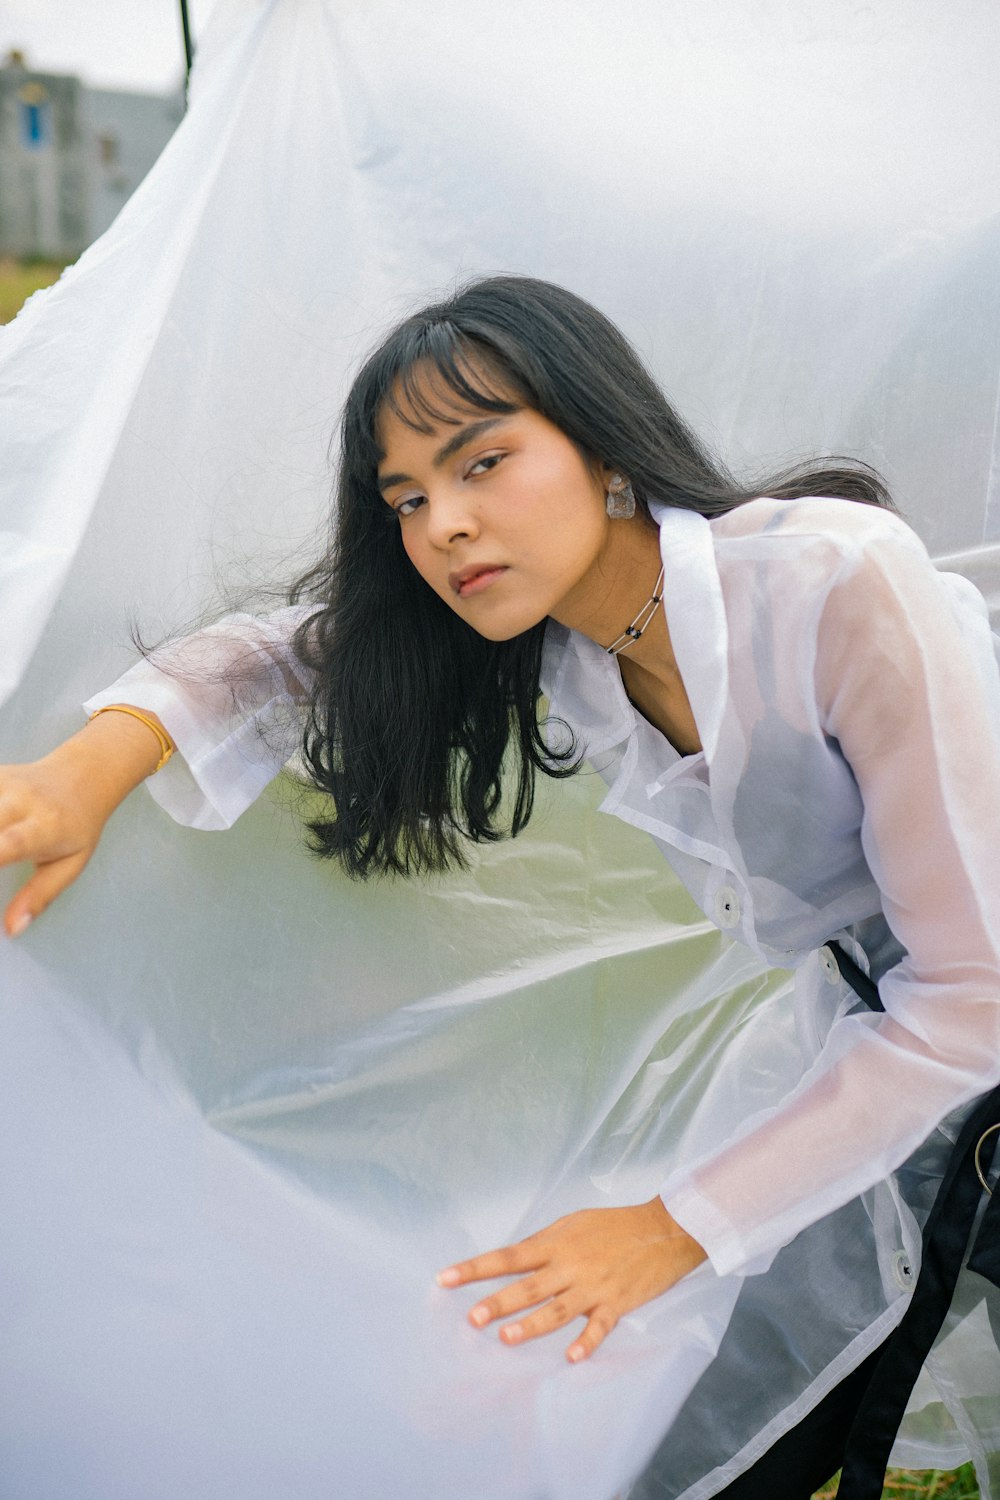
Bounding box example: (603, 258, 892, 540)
(552, 513, 701, 754)
(550, 515, 673, 675)
(551, 513, 700, 753)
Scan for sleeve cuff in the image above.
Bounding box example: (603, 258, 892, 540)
(661, 1181, 781, 1280)
(83, 672, 301, 831)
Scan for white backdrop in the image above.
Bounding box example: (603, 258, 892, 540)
(2, 3, 1000, 1497)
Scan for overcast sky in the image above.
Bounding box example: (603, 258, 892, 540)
(1, 0, 223, 93)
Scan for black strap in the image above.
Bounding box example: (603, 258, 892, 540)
(836, 1083, 1000, 1498)
(824, 940, 1000, 1498)
(828, 942, 883, 1013)
(968, 1173, 1000, 1286)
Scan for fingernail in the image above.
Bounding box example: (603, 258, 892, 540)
(9, 912, 32, 938)
(435, 1268, 460, 1288)
(470, 1305, 490, 1328)
(501, 1324, 523, 1344)
(567, 1344, 585, 1363)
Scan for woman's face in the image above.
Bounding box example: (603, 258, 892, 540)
(375, 373, 614, 641)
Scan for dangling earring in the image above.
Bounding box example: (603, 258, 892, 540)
(606, 473, 636, 520)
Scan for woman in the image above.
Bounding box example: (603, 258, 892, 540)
(3, 276, 999, 1497)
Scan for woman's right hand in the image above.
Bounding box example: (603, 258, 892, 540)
(0, 758, 109, 935)
(0, 707, 172, 937)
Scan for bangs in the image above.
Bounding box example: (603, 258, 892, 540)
(378, 323, 525, 435)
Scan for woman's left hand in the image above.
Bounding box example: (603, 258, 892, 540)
(436, 1197, 707, 1363)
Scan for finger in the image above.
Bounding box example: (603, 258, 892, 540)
(466, 1272, 564, 1328)
(0, 799, 64, 868)
(565, 1308, 618, 1364)
(496, 1294, 581, 1346)
(4, 851, 89, 936)
(0, 813, 33, 867)
(437, 1237, 547, 1289)
(0, 786, 26, 824)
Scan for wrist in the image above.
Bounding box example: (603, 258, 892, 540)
(45, 709, 169, 818)
(643, 1195, 708, 1273)
(87, 704, 174, 771)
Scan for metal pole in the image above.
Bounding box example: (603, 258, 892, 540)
(178, 0, 195, 108)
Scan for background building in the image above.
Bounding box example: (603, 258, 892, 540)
(0, 49, 182, 260)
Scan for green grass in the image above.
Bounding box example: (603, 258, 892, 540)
(0, 257, 65, 324)
(813, 1464, 980, 1498)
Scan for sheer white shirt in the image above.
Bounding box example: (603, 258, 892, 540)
(85, 496, 1000, 1278)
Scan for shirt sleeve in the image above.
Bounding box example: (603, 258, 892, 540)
(83, 605, 318, 831)
(661, 521, 1000, 1276)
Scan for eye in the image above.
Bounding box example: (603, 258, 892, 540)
(392, 494, 426, 519)
(466, 452, 505, 478)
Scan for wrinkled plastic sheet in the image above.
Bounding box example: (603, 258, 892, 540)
(1, 3, 1000, 1496)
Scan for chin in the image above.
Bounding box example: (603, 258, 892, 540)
(466, 622, 537, 643)
(455, 607, 547, 642)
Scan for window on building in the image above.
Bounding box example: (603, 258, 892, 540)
(18, 83, 50, 149)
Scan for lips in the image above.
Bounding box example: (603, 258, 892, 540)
(448, 564, 509, 598)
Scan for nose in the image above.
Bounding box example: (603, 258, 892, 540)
(424, 486, 480, 550)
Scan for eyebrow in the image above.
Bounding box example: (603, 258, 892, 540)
(376, 416, 511, 495)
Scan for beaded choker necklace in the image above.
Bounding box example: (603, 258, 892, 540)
(606, 564, 665, 656)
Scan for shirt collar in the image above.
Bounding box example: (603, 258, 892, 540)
(648, 500, 730, 763)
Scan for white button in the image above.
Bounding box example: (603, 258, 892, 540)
(891, 1250, 916, 1291)
(818, 945, 840, 985)
(714, 885, 741, 929)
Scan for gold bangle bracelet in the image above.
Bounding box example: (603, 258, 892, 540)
(88, 704, 176, 773)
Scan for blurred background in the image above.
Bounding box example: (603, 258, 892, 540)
(0, 0, 219, 318)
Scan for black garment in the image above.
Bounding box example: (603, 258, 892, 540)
(713, 1341, 888, 1500)
(633, 946, 998, 1500)
(715, 1041, 1000, 1498)
(828, 946, 1000, 1499)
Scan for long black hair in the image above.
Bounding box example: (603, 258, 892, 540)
(290, 275, 892, 878)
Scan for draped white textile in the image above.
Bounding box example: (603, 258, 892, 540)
(2, 3, 1000, 1497)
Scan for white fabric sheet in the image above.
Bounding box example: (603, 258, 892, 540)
(3, 2, 1000, 1497)
(83, 492, 1000, 1495)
